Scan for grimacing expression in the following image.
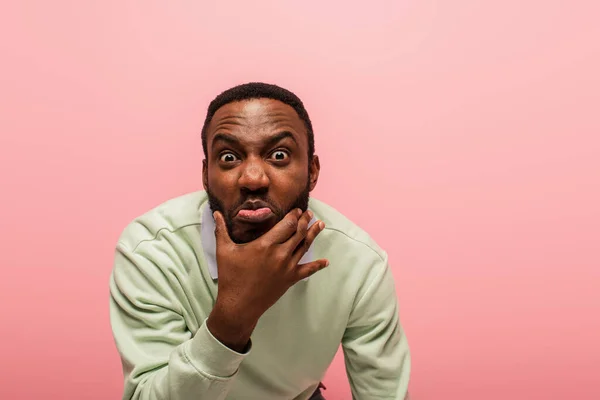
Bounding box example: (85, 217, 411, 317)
(202, 98, 320, 244)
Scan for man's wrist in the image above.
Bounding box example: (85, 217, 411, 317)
(206, 304, 257, 353)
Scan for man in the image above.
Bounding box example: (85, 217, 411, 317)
(109, 82, 411, 400)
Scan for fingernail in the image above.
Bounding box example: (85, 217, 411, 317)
(307, 210, 314, 219)
(319, 221, 325, 230)
(325, 260, 330, 267)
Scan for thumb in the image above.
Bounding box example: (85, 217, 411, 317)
(213, 211, 232, 245)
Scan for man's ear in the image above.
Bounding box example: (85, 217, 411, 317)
(202, 159, 208, 190)
(309, 155, 320, 192)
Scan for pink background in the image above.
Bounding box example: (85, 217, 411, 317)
(1, 1, 598, 399)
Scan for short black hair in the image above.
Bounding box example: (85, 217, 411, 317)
(201, 82, 315, 160)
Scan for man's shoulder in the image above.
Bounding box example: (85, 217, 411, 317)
(117, 190, 208, 251)
(309, 197, 386, 261)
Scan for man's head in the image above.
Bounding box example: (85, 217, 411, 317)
(201, 82, 320, 244)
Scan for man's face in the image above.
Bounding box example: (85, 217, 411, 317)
(203, 98, 320, 244)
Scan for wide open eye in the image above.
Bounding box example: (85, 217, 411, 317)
(269, 150, 289, 161)
(219, 152, 239, 163)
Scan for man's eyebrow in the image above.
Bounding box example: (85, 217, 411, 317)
(211, 131, 297, 148)
(265, 131, 297, 148)
(211, 132, 240, 147)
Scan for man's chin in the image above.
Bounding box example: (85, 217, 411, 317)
(229, 221, 274, 244)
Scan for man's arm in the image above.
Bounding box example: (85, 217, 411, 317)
(342, 252, 411, 400)
(109, 243, 248, 400)
(109, 209, 328, 400)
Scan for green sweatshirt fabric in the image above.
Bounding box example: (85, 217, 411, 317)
(109, 191, 411, 400)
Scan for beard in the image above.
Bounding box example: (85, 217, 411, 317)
(206, 180, 311, 244)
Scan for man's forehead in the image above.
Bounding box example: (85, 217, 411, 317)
(209, 98, 304, 130)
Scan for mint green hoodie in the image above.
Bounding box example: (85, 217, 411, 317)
(109, 191, 411, 399)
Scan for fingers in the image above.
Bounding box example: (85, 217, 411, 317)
(294, 259, 329, 281)
(289, 218, 325, 267)
(213, 211, 232, 246)
(282, 210, 314, 252)
(263, 208, 303, 244)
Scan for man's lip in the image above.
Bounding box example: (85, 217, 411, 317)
(234, 208, 275, 224)
(235, 200, 273, 215)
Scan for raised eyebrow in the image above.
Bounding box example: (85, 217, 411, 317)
(265, 131, 297, 148)
(211, 132, 240, 147)
(210, 131, 298, 153)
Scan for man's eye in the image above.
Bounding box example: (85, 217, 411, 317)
(270, 151, 289, 161)
(219, 153, 239, 162)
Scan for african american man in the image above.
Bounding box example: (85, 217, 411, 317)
(109, 82, 411, 400)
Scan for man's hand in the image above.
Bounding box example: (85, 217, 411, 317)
(206, 208, 329, 352)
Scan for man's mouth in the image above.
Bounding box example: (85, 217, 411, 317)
(234, 200, 275, 223)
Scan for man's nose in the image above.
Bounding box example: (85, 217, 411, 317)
(238, 158, 270, 192)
